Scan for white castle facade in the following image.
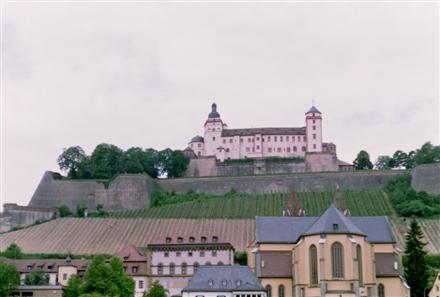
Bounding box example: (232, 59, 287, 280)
(186, 103, 336, 161)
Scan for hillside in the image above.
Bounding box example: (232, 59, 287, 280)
(109, 189, 394, 218)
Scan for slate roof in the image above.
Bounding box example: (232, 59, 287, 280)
(221, 127, 306, 137)
(183, 265, 265, 292)
(303, 205, 365, 236)
(306, 106, 321, 114)
(190, 135, 204, 143)
(375, 253, 400, 277)
(256, 206, 396, 244)
(208, 103, 221, 118)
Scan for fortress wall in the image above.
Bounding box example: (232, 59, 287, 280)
(157, 170, 405, 195)
(29, 172, 153, 211)
(29, 172, 104, 211)
(411, 163, 440, 194)
(8, 210, 55, 228)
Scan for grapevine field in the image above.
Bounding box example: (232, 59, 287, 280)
(109, 189, 394, 219)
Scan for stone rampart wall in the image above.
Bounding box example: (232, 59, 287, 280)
(411, 163, 440, 194)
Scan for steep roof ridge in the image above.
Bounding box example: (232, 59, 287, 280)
(303, 204, 366, 236)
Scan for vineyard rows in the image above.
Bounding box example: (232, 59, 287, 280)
(110, 189, 394, 219)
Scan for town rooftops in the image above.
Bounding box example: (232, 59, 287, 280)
(221, 127, 306, 137)
(116, 245, 147, 262)
(256, 206, 396, 244)
(5, 259, 90, 273)
(305, 105, 321, 114)
(148, 235, 234, 250)
(182, 265, 265, 292)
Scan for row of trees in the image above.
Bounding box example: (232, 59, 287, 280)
(57, 144, 190, 179)
(352, 142, 440, 170)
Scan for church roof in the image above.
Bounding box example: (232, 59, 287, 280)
(222, 127, 306, 137)
(306, 106, 321, 114)
(208, 103, 221, 118)
(256, 206, 396, 244)
(303, 205, 365, 236)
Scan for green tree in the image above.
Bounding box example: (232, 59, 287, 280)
(234, 251, 248, 265)
(24, 271, 49, 285)
(59, 205, 71, 217)
(76, 205, 87, 218)
(81, 255, 134, 297)
(353, 150, 373, 170)
(414, 142, 440, 165)
(89, 144, 124, 179)
(158, 149, 190, 178)
(122, 147, 159, 178)
(0, 262, 20, 297)
(57, 146, 87, 178)
(95, 205, 108, 218)
(143, 281, 167, 297)
(392, 150, 408, 169)
(375, 155, 393, 170)
(2, 243, 23, 259)
(404, 219, 429, 297)
(64, 275, 82, 297)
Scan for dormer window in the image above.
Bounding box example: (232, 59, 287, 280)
(166, 237, 172, 243)
(132, 266, 138, 273)
(208, 280, 214, 286)
(333, 224, 339, 231)
(177, 237, 183, 243)
(212, 236, 218, 242)
(27, 265, 32, 270)
(37, 265, 43, 270)
(189, 237, 195, 243)
(221, 279, 227, 287)
(201, 236, 207, 243)
(123, 256, 129, 260)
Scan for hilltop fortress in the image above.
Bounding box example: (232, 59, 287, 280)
(183, 103, 352, 177)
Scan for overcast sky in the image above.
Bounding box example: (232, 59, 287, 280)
(1, 2, 438, 207)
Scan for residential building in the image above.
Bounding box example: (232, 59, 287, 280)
(249, 205, 410, 297)
(148, 236, 235, 297)
(182, 265, 266, 297)
(117, 245, 149, 297)
(10, 285, 63, 297)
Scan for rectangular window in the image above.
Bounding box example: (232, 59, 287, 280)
(277, 148, 281, 152)
(280, 136, 283, 142)
(313, 144, 316, 149)
(240, 138, 243, 143)
(223, 139, 226, 144)
(176, 251, 181, 257)
(313, 119, 315, 124)
(226, 148, 230, 153)
(164, 252, 169, 257)
(188, 252, 193, 257)
(287, 147, 291, 153)
(293, 146, 297, 152)
(313, 125, 316, 130)
(246, 147, 250, 152)
(200, 251, 205, 257)
(302, 146, 306, 152)
(139, 280, 144, 289)
(212, 251, 217, 257)
(132, 266, 138, 273)
(248, 138, 251, 142)
(63, 273, 67, 280)
(256, 145, 260, 150)
(213, 137, 216, 141)
(268, 136, 271, 141)
(268, 148, 272, 153)
(313, 134, 316, 139)
(256, 137, 260, 141)
(303, 136, 306, 141)
(274, 136, 277, 142)
(229, 139, 233, 143)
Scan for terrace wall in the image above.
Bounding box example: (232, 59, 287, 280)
(411, 163, 440, 195)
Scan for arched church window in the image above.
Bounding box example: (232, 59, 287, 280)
(331, 242, 344, 278)
(309, 245, 318, 285)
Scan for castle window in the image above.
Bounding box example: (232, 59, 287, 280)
(182, 262, 187, 275)
(139, 280, 144, 289)
(256, 137, 260, 141)
(378, 284, 385, 297)
(287, 147, 291, 153)
(200, 251, 205, 257)
(212, 251, 217, 257)
(313, 134, 316, 139)
(226, 148, 230, 153)
(213, 137, 216, 141)
(229, 139, 233, 143)
(274, 136, 278, 142)
(248, 138, 251, 143)
(310, 245, 318, 285)
(198, 143, 202, 148)
(331, 242, 344, 278)
(188, 252, 193, 257)
(246, 147, 250, 152)
(277, 148, 281, 153)
(286, 136, 289, 141)
(266, 285, 272, 297)
(176, 251, 181, 257)
(293, 146, 297, 152)
(223, 139, 226, 144)
(268, 148, 272, 153)
(164, 252, 169, 257)
(256, 145, 260, 150)
(169, 263, 175, 275)
(313, 144, 316, 149)
(240, 138, 243, 143)
(278, 285, 285, 297)
(357, 245, 363, 286)
(268, 136, 271, 141)
(280, 136, 283, 142)
(313, 125, 316, 130)
(198, 152, 201, 157)
(313, 119, 316, 124)
(158, 263, 163, 275)
(302, 146, 306, 152)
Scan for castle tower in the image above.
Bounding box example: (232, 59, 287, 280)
(204, 103, 224, 157)
(305, 106, 323, 152)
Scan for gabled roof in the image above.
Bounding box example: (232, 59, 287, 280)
(183, 265, 264, 292)
(305, 106, 321, 114)
(222, 127, 306, 137)
(303, 205, 365, 236)
(256, 206, 396, 244)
